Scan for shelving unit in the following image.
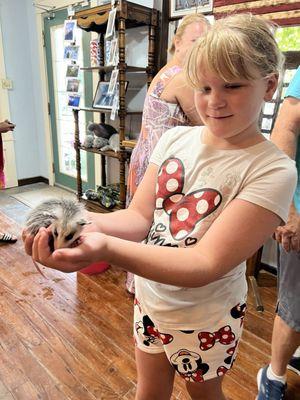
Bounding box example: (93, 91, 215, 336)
(73, 0, 158, 210)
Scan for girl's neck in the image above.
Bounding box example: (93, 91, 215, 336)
(202, 127, 266, 150)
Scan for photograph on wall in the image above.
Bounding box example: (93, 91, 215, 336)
(64, 45, 79, 61)
(66, 64, 79, 77)
(66, 78, 80, 93)
(64, 19, 77, 41)
(93, 81, 114, 109)
(68, 94, 81, 107)
(105, 7, 117, 39)
(170, 0, 213, 18)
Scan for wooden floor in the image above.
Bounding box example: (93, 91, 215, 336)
(0, 185, 299, 399)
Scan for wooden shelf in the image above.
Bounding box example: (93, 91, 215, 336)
(81, 66, 147, 73)
(80, 195, 121, 213)
(79, 145, 131, 160)
(122, 139, 137, 149)
(74, 0, 158, 210)
(75, 2, 158, 34)
(73, 106, 142, 115)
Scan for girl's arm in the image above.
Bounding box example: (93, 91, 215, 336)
(30, 163, 282, 287)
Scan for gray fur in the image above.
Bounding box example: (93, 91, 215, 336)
(25, 198, 88, 249)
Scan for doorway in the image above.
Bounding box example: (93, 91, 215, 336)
(44, 8, 95, 192)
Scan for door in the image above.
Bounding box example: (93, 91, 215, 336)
(44, 8, 95, 192)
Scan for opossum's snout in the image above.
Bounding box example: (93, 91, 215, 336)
(52, 220, 89, 250)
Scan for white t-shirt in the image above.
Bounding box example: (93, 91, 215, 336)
(135, 126, 297, 330)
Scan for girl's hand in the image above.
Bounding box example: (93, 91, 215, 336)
(31, 228, 108, 273)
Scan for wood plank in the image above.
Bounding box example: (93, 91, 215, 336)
(0, 208, 300, 399)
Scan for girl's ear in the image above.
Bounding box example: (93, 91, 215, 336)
(174, 36, 181, 52)
(264, 73, 279, 102)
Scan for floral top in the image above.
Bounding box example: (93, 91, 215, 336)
(126, 65, 190, 205)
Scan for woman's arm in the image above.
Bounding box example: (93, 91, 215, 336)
(160, 72, 202, 126)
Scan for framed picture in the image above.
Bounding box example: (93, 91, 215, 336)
(93, 81, 114, 109)
(68, 94, 80, 107)
(107, 38, 118, 66)
(64, 19, 77, 41)
(64, 45, 79, 61)
(170, 0, 213, 18)
(105, 7, 117, 39)
(66, 78, 80, 93)
(107, 68, 119, 95)
(66, 64, 79, 77)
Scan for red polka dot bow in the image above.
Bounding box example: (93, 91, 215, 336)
(198, 325, 235, 351)
(156, 158, 222, 241)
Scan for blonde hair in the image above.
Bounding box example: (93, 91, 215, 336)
(185, 13, 284, 87)
(168, 13, 210, 55)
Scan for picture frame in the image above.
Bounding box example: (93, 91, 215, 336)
(170, 0, 213, 18)
(64, 19, 77, 42)
(105, 7, 117, 40)
(66, 64, 79, 78)
(107, 68, 119, 95)
(93, 81, 114, 109)
(107, 38, 118, 66)
(64, 45, 79, 61)
(68, 94, 80, 107)
(66, 78, 80, 93)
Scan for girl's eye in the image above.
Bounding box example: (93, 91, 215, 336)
(225, 84, 242, 89)
(53, 228, 58, 237)
(198, 87, 211, 94)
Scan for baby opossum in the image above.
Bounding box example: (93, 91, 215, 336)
(25, 198, 90, 276)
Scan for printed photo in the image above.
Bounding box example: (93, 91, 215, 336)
(64, 45, 79, 61)
(93, 81, 114, 109)
(66, 78, 80, 93)
(68, 94, 80, 107)
(64, 20, 77, 42)
(107, 38, 118, 66)
(105, 7, 117, 40)
(107, 68, 119, 95)
(66, 64, 79, 77)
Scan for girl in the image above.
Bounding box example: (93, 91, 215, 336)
(24, 14, 297, 400)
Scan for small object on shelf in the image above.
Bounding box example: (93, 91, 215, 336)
(93, 136, 108, 149)
(100, 133, 119, 152)
(84, 189, 98, 201)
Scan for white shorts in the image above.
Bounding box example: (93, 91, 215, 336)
(133, 297, 246, 382)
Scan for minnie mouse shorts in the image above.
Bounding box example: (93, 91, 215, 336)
(133, 297, 246, 382)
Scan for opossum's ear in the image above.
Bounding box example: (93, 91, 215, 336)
(77, 219, 91, 226)
(42, 212, 58, 219)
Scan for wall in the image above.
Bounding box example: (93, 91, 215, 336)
(0, 0, 49, 181)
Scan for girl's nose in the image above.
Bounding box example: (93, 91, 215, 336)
(208, 91, 226, 109)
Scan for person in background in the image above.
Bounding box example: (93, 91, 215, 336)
(257, 66, 300, 400)
(23, 14, 297, 399)
(0, 120, 17, 244)
(125, 13, 210, 293)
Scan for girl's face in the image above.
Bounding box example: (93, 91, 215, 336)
(174, 22, 207, 61)
(194, 69, 278, 146)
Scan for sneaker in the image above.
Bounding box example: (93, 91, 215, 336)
(287, 356, 300, 375)
(257, 366, 287, 400)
